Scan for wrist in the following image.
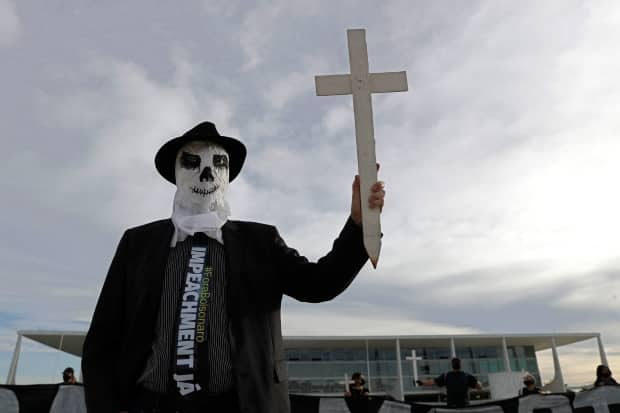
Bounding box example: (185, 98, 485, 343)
(350, 214, 362, 226)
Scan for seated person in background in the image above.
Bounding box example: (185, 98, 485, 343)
(519, 373, 542, 396)
(418, 358, 482, 408)
(594, 365, 618, 386)
(62, 367, 78, 384)
(345, 372, 369, 398)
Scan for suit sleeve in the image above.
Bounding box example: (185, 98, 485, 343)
(274, 217, 369, 302)
(82, 231, 129, 413)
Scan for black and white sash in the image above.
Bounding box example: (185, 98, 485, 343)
(172, 235, 213, 397)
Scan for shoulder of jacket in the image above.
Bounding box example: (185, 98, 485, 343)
(228, 220, 277, 233)
(124, 218, 172, 236)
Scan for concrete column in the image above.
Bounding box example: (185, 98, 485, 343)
(502, 337, 512, 372)
(365, 339, 372, 392)
(450, 337, 456, 358)
(550, 336, 565, 392)
(6, 333, 22, 384)
(395, 338, 404, 401)
(597, 334, 609, 367)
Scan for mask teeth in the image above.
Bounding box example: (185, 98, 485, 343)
(190, 186, 218, 197)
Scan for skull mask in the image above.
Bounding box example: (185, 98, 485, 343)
(173, 141, 231, 219)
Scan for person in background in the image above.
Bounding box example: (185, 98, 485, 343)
(345, 372, 369, 398)
(594, 365, 618, 386)
(62, 367, 78, 384)
(417, 357, 482, 408)
(519, 373, 542, 396)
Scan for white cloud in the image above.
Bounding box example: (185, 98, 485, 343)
(264, 70, 313, 110)
(37, 55, 238, 230)
(282, 301, 479, 336)
(0, 252, 100, 331)
(551, 271, 620, 310)
(238, 1, 286, 70)
(0, 0, 20, 47)
(322, 103, 353, 137)
(236, 0, 323, 70)
(201, 0, 241, 18)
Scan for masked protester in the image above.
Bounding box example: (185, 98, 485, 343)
(62, 367, 77, 384)
(345, 372, 370, 413)
(81, 122, 386, 413)
(519, 373, 541, 396)
(345, 372, 369, 398)
(594, 365, 618, 387)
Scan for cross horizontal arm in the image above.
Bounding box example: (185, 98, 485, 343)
(370, 71, 408, 93)
(315, 71, 407, 96)
(315, 74, 352, 96)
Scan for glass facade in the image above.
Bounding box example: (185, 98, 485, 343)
(399, 345, 540, 391)
(285, 346, 370, 394)
(284, 338, 541, 395)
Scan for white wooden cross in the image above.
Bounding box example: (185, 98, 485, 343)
(315, 28, 408, 267)
(339, 373, 355, 393)
(406, 349, 423, 386)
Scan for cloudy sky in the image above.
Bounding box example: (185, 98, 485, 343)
(1, 0, 619, 386)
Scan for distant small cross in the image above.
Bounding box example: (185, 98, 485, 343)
(406, 350, 423, 385)
(315, 28, 408, 267)
(339, 373, 355, 392)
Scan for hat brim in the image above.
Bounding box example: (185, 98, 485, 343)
(155, 133, 246, 185)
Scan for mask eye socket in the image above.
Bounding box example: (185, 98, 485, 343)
(213, 154, 229, 169)
(181, 152, 201, 170)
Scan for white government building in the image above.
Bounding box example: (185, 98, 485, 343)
(5, 331, 609, 400)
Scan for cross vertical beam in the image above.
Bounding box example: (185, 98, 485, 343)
(406, 349, 423, 386)
(349, 29, 380, 267)
(339, 373, 355, 393)
(315, 29, 408, 267)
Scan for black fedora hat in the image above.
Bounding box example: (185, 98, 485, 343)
(155, 121, 247, 184)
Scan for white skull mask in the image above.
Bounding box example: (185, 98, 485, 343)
(173, 141, 230, 218)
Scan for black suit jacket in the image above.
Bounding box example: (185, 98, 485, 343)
(82, 217, 368, 413)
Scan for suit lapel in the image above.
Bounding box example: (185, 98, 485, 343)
(126, 219, 173, 377)
(222, 220, 245, 317)
(222, 220, 245, 356)
(144, 219, 175, 315)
